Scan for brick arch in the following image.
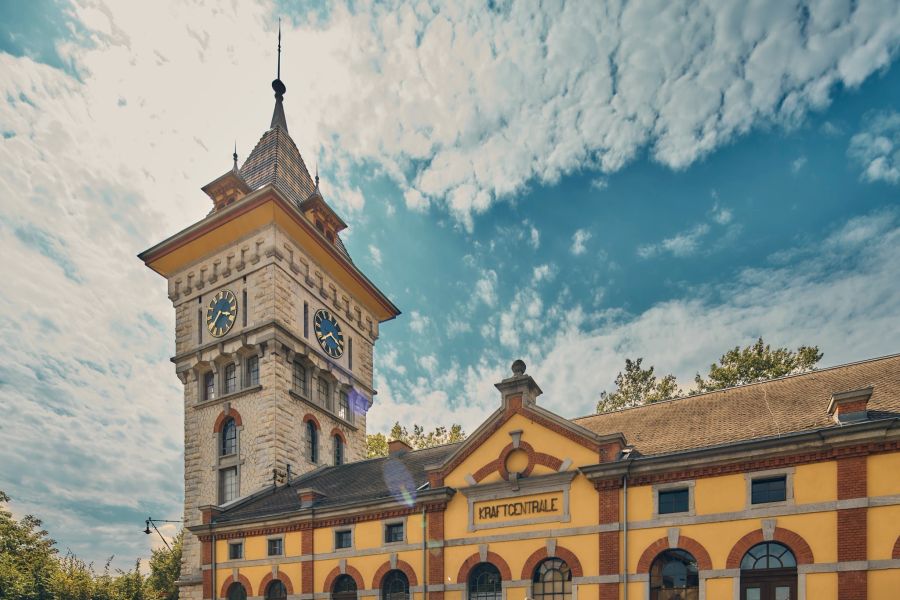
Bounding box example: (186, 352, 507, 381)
(371, 559, 418, 589)
(456, 551, 513, 583)
(330, 427, 347, 444)
(303, 413, 321, 430)
(636, 536, 713, 573)
(520, 545, 584, 580)
(473, 441, 565, 483)
(213, 407, 243, 432)
(220, 573, 253, 598)
(893, 535, 900, 559)
(258, 571, 295, 596)
(726, 527, 814, 569)
(323, 565, 365, 593)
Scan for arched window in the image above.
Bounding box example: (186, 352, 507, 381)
(265, 580, 287, 600)
(740, 542, 797, 600)
(650, 549, 699, 600)
(307, 420, 319, 463)
(332, 574, 357, 600)
(381, 570, 409, 600)
(333, 435, 344, 465)
(469, 563, 501, 600)
(227, 583, 247, 600)
(532, 558, 571, 600)
(221, 418, 237, 456)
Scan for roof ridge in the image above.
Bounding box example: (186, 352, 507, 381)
(572, 351, 900, 422)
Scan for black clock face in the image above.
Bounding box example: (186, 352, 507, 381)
(206, 289, 238, 338)
(314, 309, 344, 358)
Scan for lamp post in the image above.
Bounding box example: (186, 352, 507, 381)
(143, 517, 182, 550)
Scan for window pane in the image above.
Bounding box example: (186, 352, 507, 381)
(740, 543, 796, 571)
(247, 356, 259, 386)
(751, 476, 786, 504)
(650, 549, 699, 592)
(266, 581, 286, 600)
(225, 364, 236, 394)
(228, 583, 247, 600)
(220, 467, 238, 503)
(293, 362, 306, 394)
(339, 391, 349, 421)
(385, 523, 403, 543)
(334, 436, 343, 465)
(229, 543, 243, 560)
(268, 538, 283, 556)
(221, 419, 237, 456)
(204, 372, 215, 400)
(658, 488, 689, 514)
(335, 530, 351, 549)
(307, 421, 318, 463)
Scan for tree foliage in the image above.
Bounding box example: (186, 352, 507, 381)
(366, 422, 467, 457)
(693, 337, 823, 392)
(596, 358, 681, 413)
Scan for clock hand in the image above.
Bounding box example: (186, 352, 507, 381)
(322, 331, 336, 343)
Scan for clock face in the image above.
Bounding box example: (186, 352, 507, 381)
(206, 289, 238, 338)
(314, 308, 344, 358)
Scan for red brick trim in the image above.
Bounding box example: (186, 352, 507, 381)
(456, 551, 513, 583)
(520, 545, 584, 579)
(838, 570, 866, 600)
(636, 536, 713, 573)
(330, 427, 347, 443)
(893, 535, 900, 559)
(837, 455, 867, 500)
(372, 559, 419, 589)
(323, 565, 365, 592)
(471, 441, 564, 483)
(214, 407, 243, 432)
(726, 527, 814, 569)
(472, 459, 502, 483)
(220, 573, 254, 598)
(303, 413, 321, 430)
(259, 571, 295, 596)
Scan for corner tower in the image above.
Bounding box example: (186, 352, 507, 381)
(139, 40, 399, 600)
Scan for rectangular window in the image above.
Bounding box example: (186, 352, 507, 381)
(303, 301, 309, 338)
(246, 356, 259, 387)
(384, 522, 404, 544)
(204, 371, 215, 401)
(658, 488, 690, 514)
(242, 289, 247, 327)
(228, 542, 243, 560)
(348, 337, 353, 370)
(224, 364, 236, 394)
(293, 362, 307, 395)
(267, 538, 283, 556)
(751, 476, 787, 504)
(219, 467, 238, 504)
(197, 308, 202, 344)
(333, 435, 343, 466)
(338, 391, 350, 422)
(317, 377, 330, 409)
(335, 529, 352, 550)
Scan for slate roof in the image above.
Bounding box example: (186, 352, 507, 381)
(573, 353, 900, 457)
(216, 443, 458, 523)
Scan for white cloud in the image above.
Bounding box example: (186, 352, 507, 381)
(533, 264, 557, 283)
(590, 177, 608, 191)
(791, 156, 808, 173)
(528, 223, 540, 249)
(474, 269, 498, 307)
(638, 223, 710, 259)
(570, 229, 591, 255)
(368, 244, 382, 266)
(849, 111, 900, 184)
(418, 354, 439, 374)
(408, 310, 430, 333)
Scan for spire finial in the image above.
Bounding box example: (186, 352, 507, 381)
(315, 163, 319, 189)
(232, 141, 238, 170)
(276, 18, 282, 80)
(270, 19, 288, 131)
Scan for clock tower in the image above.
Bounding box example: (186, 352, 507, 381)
(139, 43, 399, 600)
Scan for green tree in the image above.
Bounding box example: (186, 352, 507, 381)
(144, 531, 182, 600)
(596, 358, 681, 413)
(366, 423, 467, 457)
(693, 337, 823, 393)
(0, 490, 58, 600)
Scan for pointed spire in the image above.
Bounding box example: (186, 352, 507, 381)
(315, 163, 319, 189)
(270, 18, 288, 132)
(232, 141, 238, 171)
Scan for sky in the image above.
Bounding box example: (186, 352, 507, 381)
(1, 0, 899, 571)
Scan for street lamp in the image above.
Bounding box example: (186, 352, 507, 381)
(143, 517, 182, 550)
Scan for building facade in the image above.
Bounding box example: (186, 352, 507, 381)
(142, 57, 900, 600)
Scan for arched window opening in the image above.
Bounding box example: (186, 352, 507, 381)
(381, 570, 409, 600)
(265, 580, 287, 600)
(332, 574, 357, 600)
(469, 563, 502, 600)
(649, 549, 699, 600)
(532, 558, 571, 600)
(333, 435, 344, 465)
(221, 418, 237, 456)
(307, 420, 319, 463)
(227, 583, 247, 600)
(740, 542, 797, 600)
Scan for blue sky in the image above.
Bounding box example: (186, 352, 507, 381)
(1, 0, 899, 571)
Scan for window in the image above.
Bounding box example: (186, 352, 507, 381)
(333, 435, 344, 466)
(532, 558, 571, 600)
(469, 563, 502, 600)
(228, 542, 243, 560)
(384, 522, 404, 544)
(332, 574, 357, 600)
(224, 363, 236, 394)
(740, 543, 797, 600)
(317, 377, 330, 409)
(204, 371, 215, 401)
(265, 580, 287, 600)
(335, 529, 352, 550)
(751, 476, 787, 504)
(741, 542, 796, 570)
(658, 488, 690, 514)
(221, 418, 237, 456)
(293, 361, 307, 395)
(227, 583, 247, 600)
(197, 308, 202, 344)
(307, 420, 319, 463)
(304, 301, 309, 338)
(267, 538, 283, 556)
(348, 337, 353, 370)
(381, 570, 409, 600)
(219, 466, 238, 503)
(338, 390, 350, 422)
(246, 356, 259, 387)
(242, 289, 247, 327)
(650, 549, 699, 600)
